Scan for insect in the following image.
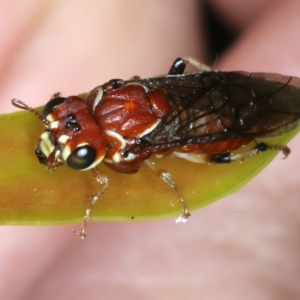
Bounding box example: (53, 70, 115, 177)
(12, 57, 300, 238)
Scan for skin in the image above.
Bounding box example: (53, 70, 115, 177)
(1, 0, 300, 299)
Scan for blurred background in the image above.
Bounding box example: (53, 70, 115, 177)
(1, 1, 300, 299)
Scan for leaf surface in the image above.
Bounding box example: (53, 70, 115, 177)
(0, 107, 299, 225)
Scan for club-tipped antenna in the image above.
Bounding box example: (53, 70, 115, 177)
(11, 99, 49, 126)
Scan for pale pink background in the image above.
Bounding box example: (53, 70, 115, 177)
(1, 1, 300, 299)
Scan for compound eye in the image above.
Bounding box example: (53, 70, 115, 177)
(66, 145, 97, 170)
(42, 97, 67, 118)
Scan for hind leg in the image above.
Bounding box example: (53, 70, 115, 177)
(168, 57, 211, 75)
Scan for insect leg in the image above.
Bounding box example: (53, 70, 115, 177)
(145, 159, 191, 222)
(73, 168, 109, 239)
(168, 57, 211, 75)
(210, 142, 290, 164)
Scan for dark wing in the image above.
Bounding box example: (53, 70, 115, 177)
(127, 71, 300, 149)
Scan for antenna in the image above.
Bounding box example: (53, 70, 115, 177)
(11, 99, 49, 126)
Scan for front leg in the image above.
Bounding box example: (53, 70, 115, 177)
(73, 168, 110, 239)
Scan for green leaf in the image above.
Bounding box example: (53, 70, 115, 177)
(0, 107, 299, 225)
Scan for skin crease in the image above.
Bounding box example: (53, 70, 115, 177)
(1, 0, 300, 299)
